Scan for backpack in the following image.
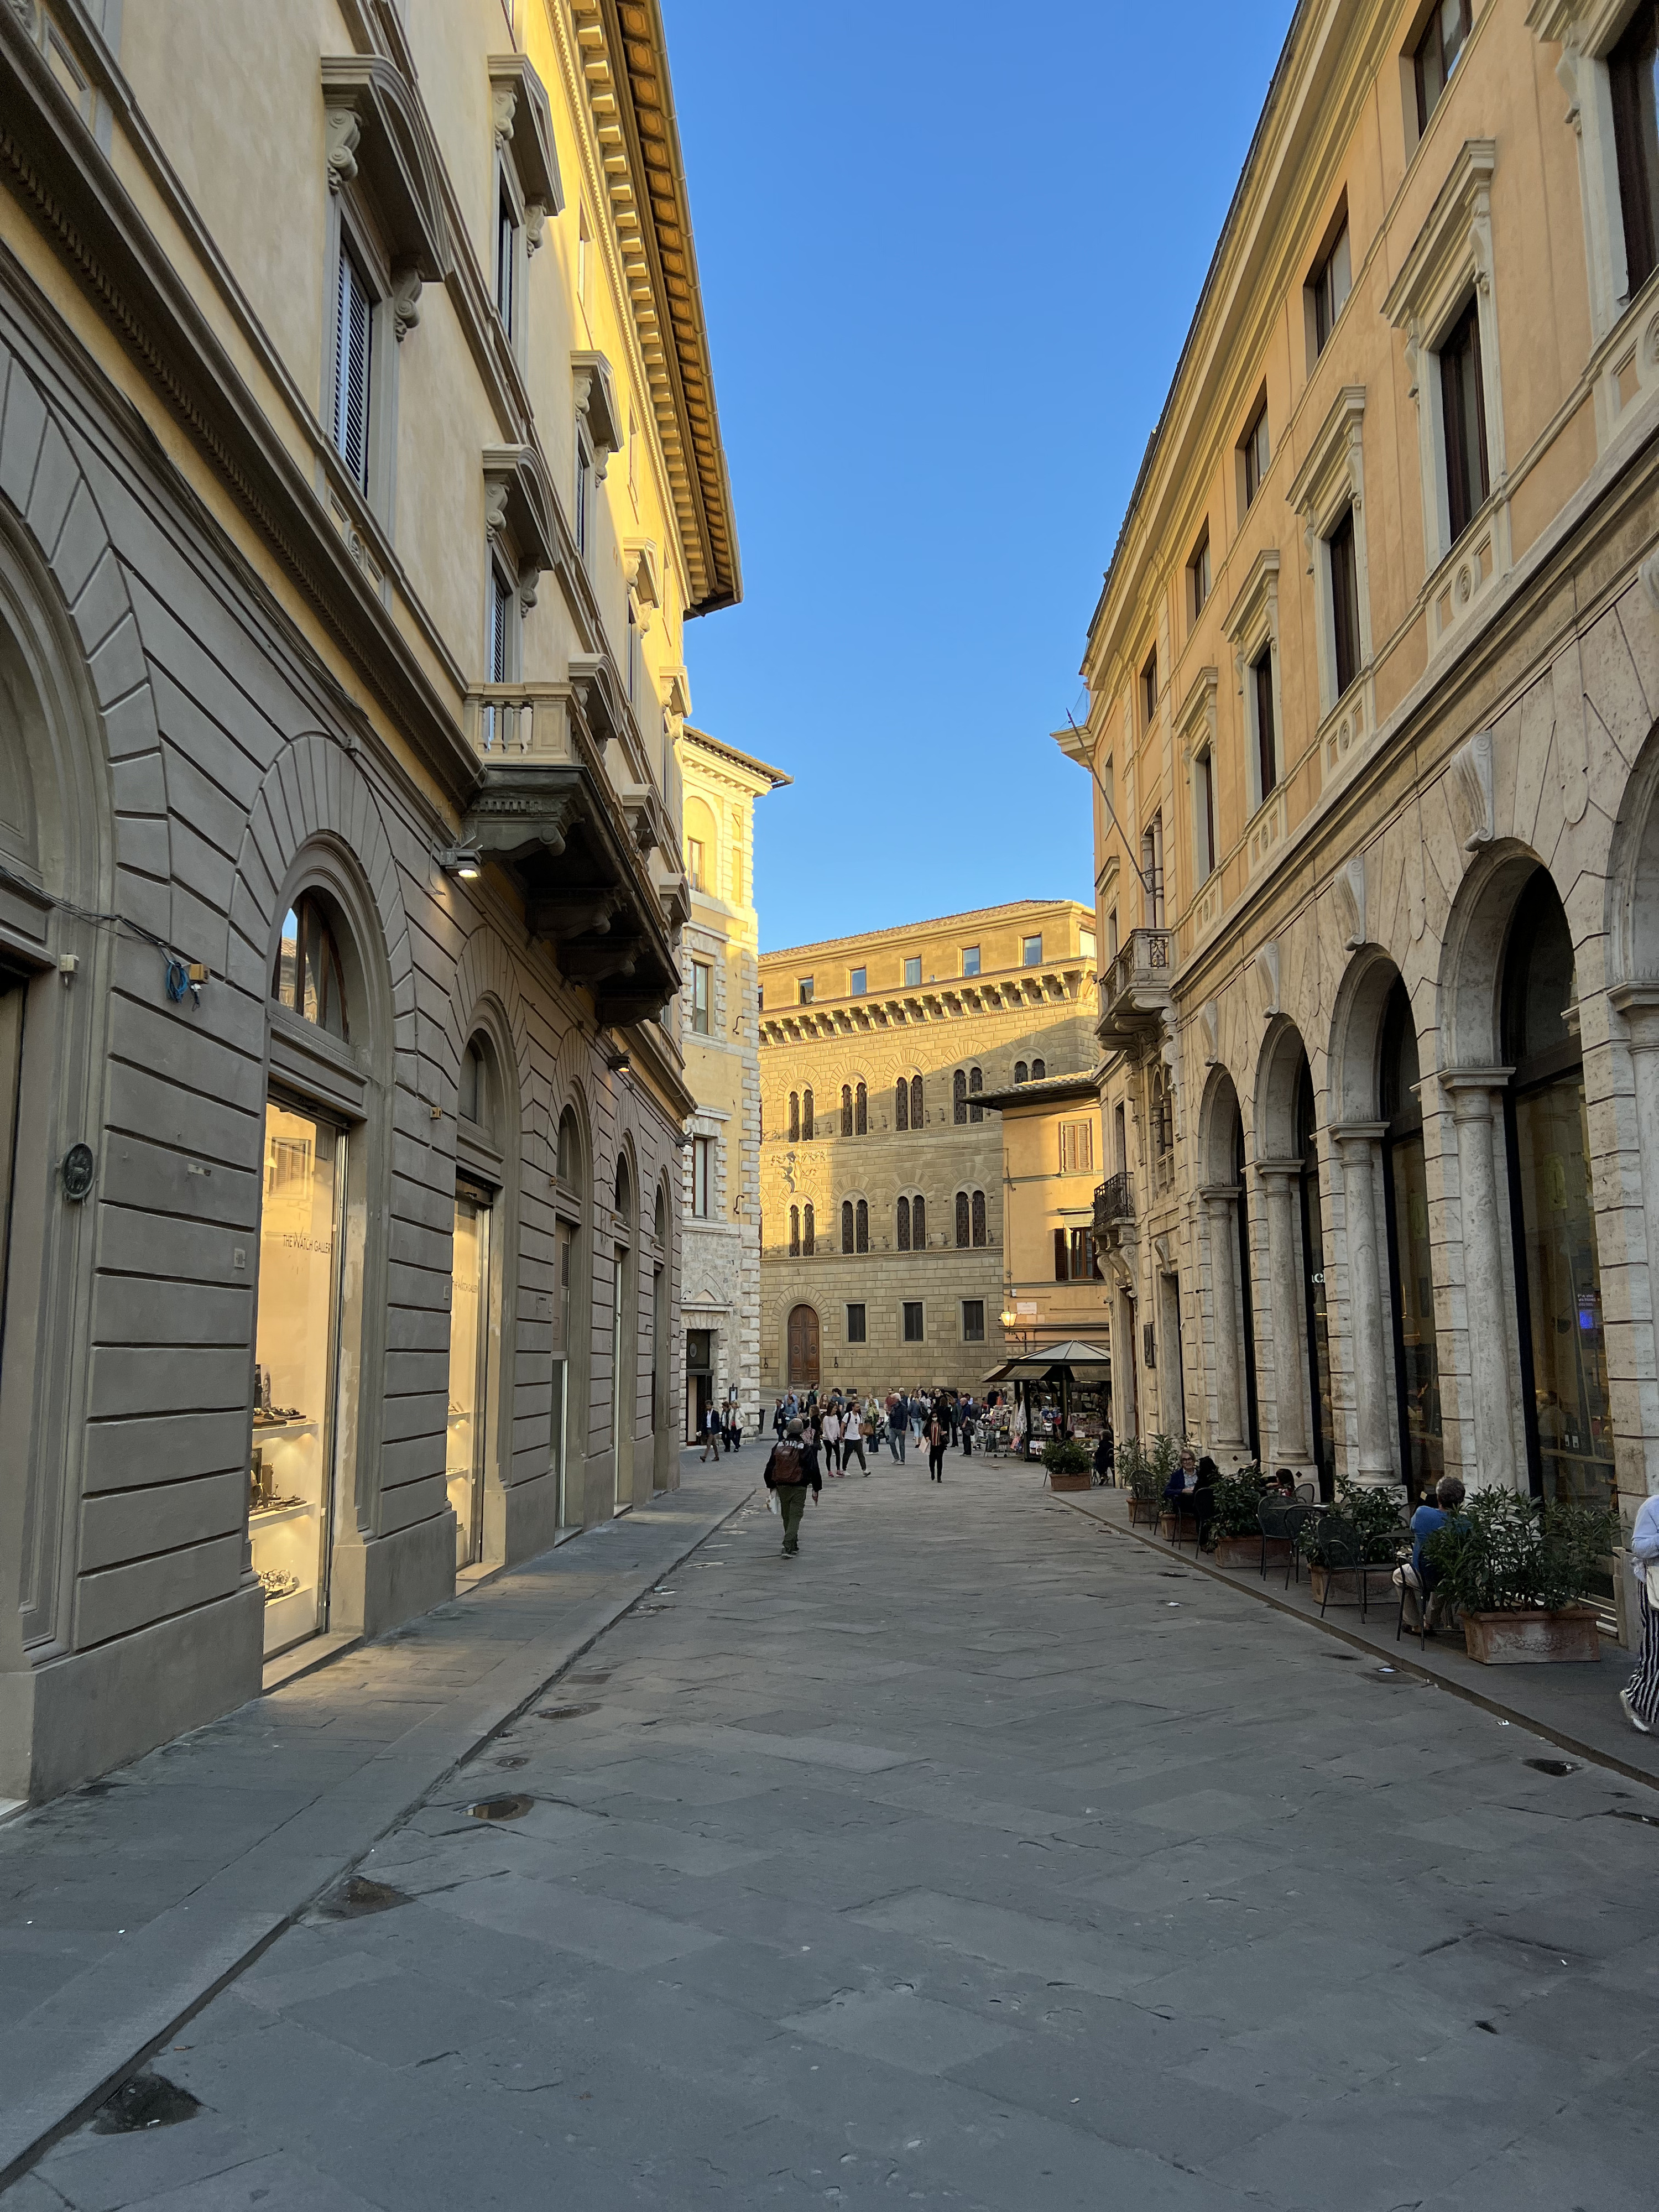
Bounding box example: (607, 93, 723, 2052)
(770, 1445, 806, 1487)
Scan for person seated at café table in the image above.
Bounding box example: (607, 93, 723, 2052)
(1398, 1474, 1467, 1634)
(1164, 1447, 1198, 1501)
(1271, 1468, 1298, 1499)
(1192, 1454, 1218, 1541)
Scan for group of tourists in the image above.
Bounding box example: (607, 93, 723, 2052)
(759, 1386, 998, 1554)
(695, 1400, 747, 1462)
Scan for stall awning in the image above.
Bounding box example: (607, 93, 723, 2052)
(982, 1338, 1112, 1385)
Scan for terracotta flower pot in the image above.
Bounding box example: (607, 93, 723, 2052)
(1460, 1607, 1603, 1665)
(1308, 1563, 1372, 1606)
(1128, 1496, 1159, 1524)
(1212, 1535, 1270, 1569)
(1047, 1472, 1092, 1492)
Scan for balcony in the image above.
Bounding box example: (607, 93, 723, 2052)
(1094, 1172, 1134, 1240)
(1097, 927, 1173, 1047)
(462, 674, 681, 1026)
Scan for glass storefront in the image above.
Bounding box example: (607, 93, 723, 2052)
(1296, 1058, 1334, 1498)
(252, 1099, 343, 1657)
(554, 1218, 575, 1524)
(446, 1187, 492, 1568)
(1380, 978, 1443, 1502)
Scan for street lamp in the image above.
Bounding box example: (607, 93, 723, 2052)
(999, 1306, 1039, 1458)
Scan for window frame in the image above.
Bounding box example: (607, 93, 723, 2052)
(797, 977, 813, 1004)
(902, 1301, 925, 1345)
(1328, 503, 1362, 700)
(1188, 524, 1211, 625)
(1021, 934, 1043, 968)
(691, 1134, 713, 1219)
(961, 1300, 985, 1344)
(961, 944, 981, 977)
(690, 958, 712, 1036)
(849, 965, 867, 995)
(1240, 394, 1270, 512)
(1439, 294, 1490, 547)
(903, 955, 922, 988)
(846, 1302, 867, 1344)
(1413, 0, 1472, 139)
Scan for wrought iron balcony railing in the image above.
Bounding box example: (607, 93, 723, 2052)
(1094, 1172, 1135, 1237)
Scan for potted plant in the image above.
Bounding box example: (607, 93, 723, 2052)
(1119, 1440, 1161, 1524)
(1041, 1438, 1094, 1493)
(1303, 1478, 1406, 1606)
(1149, 1432, 1184, 1538)
(1425, 1489, 1616, 1663)
(1204, 1465, 1269, 1567)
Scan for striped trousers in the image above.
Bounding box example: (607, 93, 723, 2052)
(1626, 1577, 1659, 1727)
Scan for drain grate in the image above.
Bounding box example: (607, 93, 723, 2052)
(467, 1794, 533, 1822)
(1524, 1758, 1575, 1778)
(93, 2073, 201, 2134)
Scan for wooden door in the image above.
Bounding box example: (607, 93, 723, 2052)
(786, 1304, 820, 1389)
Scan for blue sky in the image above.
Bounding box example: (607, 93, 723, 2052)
(661, 1, 1296, 954)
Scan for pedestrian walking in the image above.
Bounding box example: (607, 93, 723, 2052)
(698, 1404, 721, 1462)
(1621, 1489, 1659, 1733)
(926, 1410, 947, 1483)
(822, 1407, 843, 1475)
(773, 1397, 787, 1438)
(960, 1398, 975, 1456)
(729, 1407, 744, 1451)
(843, 1407, 869, 1475)
(886, 1393, 907, 1463)
(763, 1417, 821, 1558)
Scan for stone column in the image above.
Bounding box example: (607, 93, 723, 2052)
(1331, 1123, 1395, 1487)
(1200, 1184, 1245, 1454)
(1441, 1071, 1519, 1493)
(1255, 1161, 1309, 1464)
(1610, 989, 1659, 1500)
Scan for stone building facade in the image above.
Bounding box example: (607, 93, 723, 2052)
(0, 0, 737, 1800)
(1065, 0, 1659, 1558)
(676, 725, 786, 1437)
(757, 902, 1097, 1400)
(978, 1071, 1113, 1364)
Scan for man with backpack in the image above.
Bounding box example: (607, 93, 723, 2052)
(763, 1417, 821, 1557)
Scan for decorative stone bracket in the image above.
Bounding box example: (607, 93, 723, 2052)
(1448, 728, 1496, 851)
(572, 351, 624, 480)
(489, 53, 562, 249)
(1334, 852, 1368, 949)
(320, 56, 450, 335)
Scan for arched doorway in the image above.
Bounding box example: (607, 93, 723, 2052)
(1255, 1025, 1329, 1491)
(1501, 870, 1613, 1512)
(786, 1303, 820, 1389)
(1198, 1071, 1258, 1462)
(1294, 1057, 1334, 1496)
(1379, 980, 1443, 1500)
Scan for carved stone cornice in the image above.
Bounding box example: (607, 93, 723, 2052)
(319, 55, 450, 283)
(488, 53, 562, 241)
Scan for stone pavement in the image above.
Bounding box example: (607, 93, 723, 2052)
(9, 1451, 1659, 2211)
(0, 1459, 754, 2190)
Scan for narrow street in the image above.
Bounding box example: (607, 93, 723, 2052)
(14, 1454, 1657, 2212)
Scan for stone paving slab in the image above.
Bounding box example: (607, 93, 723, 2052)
(12, 1454, 1659, 2208)
(0, 1458, 753, 2190)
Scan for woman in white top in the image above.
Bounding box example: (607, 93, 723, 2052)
(821, 1409, 842, 1476)
(1621, 1490, 1659, 1733)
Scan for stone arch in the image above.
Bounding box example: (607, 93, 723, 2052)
(1254, 1015, 1315, 1160)
(1197, 1063, 1244, 1186)
(451, 924, 538, 1151)
(1328, 946, 1413, 1124)
(1436, 838, 1549, 1072)
(1606, 710, 1659, 987)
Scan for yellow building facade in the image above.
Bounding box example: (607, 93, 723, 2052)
(0, 0, 737, 1796)
(1065, 0, 1659, 1557)
(757, 902, 1097, 1400)
(677, 726, 787, 1437)
(978, 1072, 1112, 1365)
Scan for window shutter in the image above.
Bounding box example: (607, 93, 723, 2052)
(335, 246, 372, 493)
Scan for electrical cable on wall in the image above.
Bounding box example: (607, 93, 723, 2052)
(0, 858, 208, 1007)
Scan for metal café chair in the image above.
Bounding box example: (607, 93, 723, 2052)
(1258, 1495, 1295, 1578)
(1281, 1504, 1321, 1589)
(1313, 1517, 1399, 1621)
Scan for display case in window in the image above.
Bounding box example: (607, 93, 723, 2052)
(252, 1100, 344, 1657)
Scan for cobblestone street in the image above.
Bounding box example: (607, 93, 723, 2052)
(10, 1454, 1657, 2211)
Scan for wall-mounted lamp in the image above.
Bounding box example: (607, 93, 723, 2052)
(436, 841, 482, 881)
(604, 1041, 632, 1074)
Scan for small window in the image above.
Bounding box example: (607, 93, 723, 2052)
(1188, 525, 1211, 624)
(896, 1194, 911, 1251)
(1308, 216, 1352, 357)
(1440, 296, 1489, 546)
(855, 1197, 868, 1251)
(1194, 748, 1217, 883)
(789, 1203, 800, 1255)
(846, 1302, 867, 1344)
(962, 1300, 985, 1344)
(495, 176, 519, 333)
(1141, 649, 1158, 732)
(686, 837, 704, 890)
(955, 1191, 971, 1247)
(788, 1091, 800, 1143)
(962, 945, 981, 977)
(1059, 1119, 1094, 1173)
(1031, 1058, 1046, 1081)
(850, 966, 867, 995)
(902, 1301, 925, 1344)
(1613, 4, 1659, 298)
(910, 1074, 923, 1127)
(1241, 396, 1269, 510)
(1413, 0, 1472, 137)
(1022, 935, 1042, 967)
(802, 1201, 815, 1256)
(841, 1197, 854, 1249)
(272, 895, 348, 1039)
(1014, 1061, 1029, 1086)
(968, 1067, 983, 1122)
(895, 1077, 909, 1133)
(904, 956, 922, 988)
(953, 1069, 968, 1125)
(574, 425, 593, 559)
(691, 959, 712, 1035)
(841, 1083, 853, 1136)
(801, 1087, 814, 1140)
(1253, 648, 1277, 799)
(1329, 505, 1361, 697)
(692, 1135, 713, 1219)
(912, 1193, 926, 1246)
(972, 1189, 987, 1246)
(855, 1081, 868, 1135)
(333, 241, 373, 495)
(797, 976, 813, 1004)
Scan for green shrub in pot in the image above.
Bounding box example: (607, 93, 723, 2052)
(1205, 1465, 1267, 1543)
(1424, 1488, 1618, 1616)
(1041, 1438, 1094, 1478)
(1300, 1477, 1407, 1568)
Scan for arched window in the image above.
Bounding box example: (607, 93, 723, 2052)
(841, 1198, 854, 1251)
(968, 1066, 983, 1123)
(972, 1189, 987, 1246)
(1032, 1058, 1046, 1081)
(788, 1091, 800, 1142)
(458, 1039, 488, 1127)
(272, 895, 347, 1039)
(1014, 1061, 1028, 1086)
(855, 1081, 867, 1134)
(802, 1087, 814, 1140)
(789, 1204, 800, 1255)
(896, 1195, 911, 1250)
(953, 1069, 967, 1124)
(802, 1201, 815, 1255)
(614, 1152, 632, 1225)
(895, 1078, 909, 1132)
(912, 1193, 926, 1246)
(655, 1183, 667, 1244)
(556, 1104, 578, 1186)
(955, 1191, 971, 1247)
(841, 1083, 853, 1136)
(855, 1197, 868, 1252)
(910, 1074, 923, 1127)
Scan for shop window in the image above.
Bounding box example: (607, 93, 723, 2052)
(855, 1080, 868, 1134)
(446, 1182, 493, 1569)
(1501, 870, 1614, 1517)
(962, 1300, 985, 1343)
(846, 1302, 867, 1344)
(969, 1066, 983, 1122)
(1413, 0, 1471, 137)
(691, 959, 712, 1035)
(253, 1102, 344, 1656)
(972, 1189, 987, 1246)
(953, 1069, 967, 1124)
(903, 1301, 925, 1344)
(272, 896, 348, 1039)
